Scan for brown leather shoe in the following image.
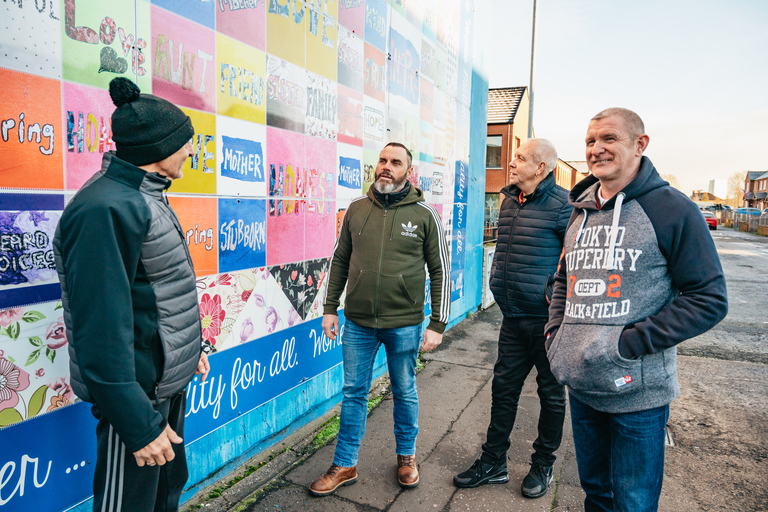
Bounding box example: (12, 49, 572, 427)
(309, 464, 358, 496)
(397, 455, 419, 488)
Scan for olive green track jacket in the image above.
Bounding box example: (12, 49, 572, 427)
(323, 186, 450, 333)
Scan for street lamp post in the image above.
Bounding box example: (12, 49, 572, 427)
(528, 0, 538, 139)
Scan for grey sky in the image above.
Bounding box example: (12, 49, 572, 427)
(486, 0, 768, 196)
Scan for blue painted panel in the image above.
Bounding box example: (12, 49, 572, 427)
(152, 0, 215, 29)
(0, 194, 64, 308)
(218, 198, 267, 272)
(220, 136, 265, 183)
(338, 156, 362, 189)
(184, 312, 346, 442)
(388, 28, 419, 105)
(364, 0, 388, 52)
(0, 402, 97, 512)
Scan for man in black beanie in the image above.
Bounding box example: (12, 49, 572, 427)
(54, 77, 210, 512)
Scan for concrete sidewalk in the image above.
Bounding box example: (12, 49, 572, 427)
(183, 232, 768, 512)
(185, 305, 586, 512)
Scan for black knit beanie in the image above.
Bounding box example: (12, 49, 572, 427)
(109, 77, 195, 166)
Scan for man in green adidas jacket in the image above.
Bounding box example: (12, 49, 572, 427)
(309, 142, 450, 496)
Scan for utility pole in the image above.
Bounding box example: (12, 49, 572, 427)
(527, 0, 538, 139)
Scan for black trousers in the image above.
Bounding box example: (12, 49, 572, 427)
(92, 392, 188, 512)
(481, 316, 566, 467)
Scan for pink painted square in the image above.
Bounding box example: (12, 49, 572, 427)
(338, 0, 365, 35)
(62, 82, 117, 191)
(266, 127, 306, 265)
(215, 1, 266, 51)
(151, 6, 216, 113)
(304, 137, 337, 260)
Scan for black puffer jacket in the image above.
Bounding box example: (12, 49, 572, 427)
(490, 172, 572, 318)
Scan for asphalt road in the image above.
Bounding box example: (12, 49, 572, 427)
(681, 228, 768, 364)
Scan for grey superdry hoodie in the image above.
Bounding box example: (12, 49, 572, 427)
(545, 156, 727, 414)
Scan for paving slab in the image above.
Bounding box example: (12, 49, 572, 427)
(286, 362, 492, 509)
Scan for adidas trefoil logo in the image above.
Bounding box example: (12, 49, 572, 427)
(401, 221, 418, 238)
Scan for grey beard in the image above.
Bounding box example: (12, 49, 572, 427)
(373, 176, 408, 194)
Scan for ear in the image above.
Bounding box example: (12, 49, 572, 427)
(636, 134, 650, 156)
(537, 161, 547, 176)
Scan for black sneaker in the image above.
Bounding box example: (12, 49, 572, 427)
(453, 458, 509, 488)
(521, 463, 554, 499)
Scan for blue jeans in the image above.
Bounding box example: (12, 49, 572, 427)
(569, 394, 669, 512)
(333, 319, 422, 467)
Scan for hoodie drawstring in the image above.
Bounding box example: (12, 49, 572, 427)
(605, 192, 625, 270)
(358, 200, 374, 235)
(575, 210, 589, 244)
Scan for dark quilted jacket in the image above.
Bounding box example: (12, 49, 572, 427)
(490, 172, 572, 318)
(54, 152, 202, 452)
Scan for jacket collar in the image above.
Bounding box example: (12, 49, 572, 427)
(367, 181, 424, 208)
(102, 151, 172, 197)
(500, 171, 556, 202)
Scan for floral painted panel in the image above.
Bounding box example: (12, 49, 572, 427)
(270, 258, 331, 320)
(195, 261, 331, 354)
(0, 301, 74, 428)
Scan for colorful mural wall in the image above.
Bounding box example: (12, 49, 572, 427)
(0, 0, 487, 510)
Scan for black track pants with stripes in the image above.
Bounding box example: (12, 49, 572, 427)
(92, 392, 188, 512)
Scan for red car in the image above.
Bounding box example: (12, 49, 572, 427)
(701, 211, 718, 230)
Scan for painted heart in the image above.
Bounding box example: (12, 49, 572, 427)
(98, 46, 128, 74)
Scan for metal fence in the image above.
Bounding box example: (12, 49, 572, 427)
(719, 211, 768, 234)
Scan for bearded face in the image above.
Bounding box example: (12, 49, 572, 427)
(374, 145, 412, 194)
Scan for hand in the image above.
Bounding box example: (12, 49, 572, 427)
(195, 352, 210, 383)
(421, 329, 443, 352)
(132, 424, 183, 467)
(322, 314, 339, 340)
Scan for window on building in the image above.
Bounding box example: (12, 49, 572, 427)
(486, 135, 502, 168)
(484, 193, 500, 242)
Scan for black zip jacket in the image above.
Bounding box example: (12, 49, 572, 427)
(54, 153, 202, 452)
(490, 172, 572, 318)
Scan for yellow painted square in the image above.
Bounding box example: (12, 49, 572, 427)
(306, 0, 338, 80)
(170, 108, 217, 194)
(266, 0, 306, 68)
(216, 33, 267, 124)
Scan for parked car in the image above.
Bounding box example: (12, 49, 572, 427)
(701, 211, 718, 230)
(762, 208, 768, 217)
(736, 207, 762, 216)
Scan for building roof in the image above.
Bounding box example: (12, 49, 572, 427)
(487, 87, 527, 124)
(690, 191, 724, 202)
(566, 161, 590, 175)
(755, 170, 768, 180)
(747, 171, 766, 181)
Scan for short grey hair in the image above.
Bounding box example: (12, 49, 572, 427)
(591, 107, 646, 140)
(530, 138, 558, 174)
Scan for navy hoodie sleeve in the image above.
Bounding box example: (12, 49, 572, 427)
(545, 207, 581, 342)
(58, 193, 166, 453)
(619, 189, 728, 358)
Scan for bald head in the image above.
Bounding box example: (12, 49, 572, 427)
(591, 108, 646, 140)
(530, 138, 558, 175)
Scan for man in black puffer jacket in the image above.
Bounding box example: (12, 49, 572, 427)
(454, 138, 572, 499)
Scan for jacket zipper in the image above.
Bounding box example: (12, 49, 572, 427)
(502, 201, 521, 308)
(375, 209, 388, 328)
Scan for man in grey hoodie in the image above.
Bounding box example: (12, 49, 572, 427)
(545, 108, 727, 512)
